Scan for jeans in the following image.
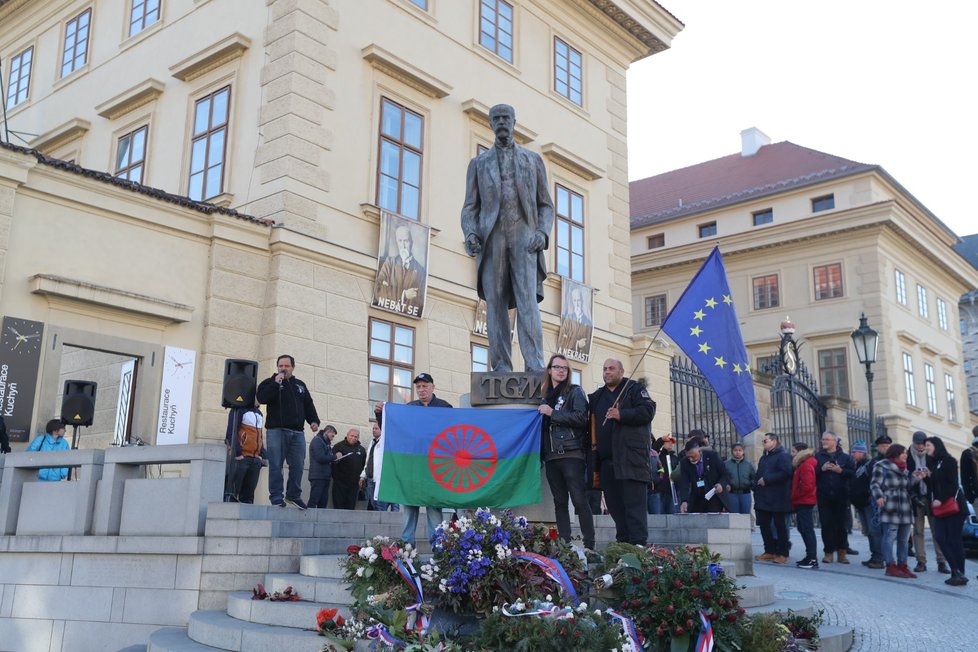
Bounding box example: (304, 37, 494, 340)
(932, 512, 967, 576)
(401, 506, 444, 547)
(546, 457, 595, 549)
(600, 458, 648, 545)
(228, 457, 262, 504)
(912, 503, 946, 564)
(658, 490, 676, 514)
(727, 492, 752, 515)
(855, 504, 884, 561)
(881, 522, 911, 565)
(817, 496, 850, 553)
(647, 491, 662, 515)
(794, 505, 817, 561)
(757, 509, 789, 556)
(366, 479, 399, 512)
(266, 428, 306, 503)
(308, 478, 331, 508)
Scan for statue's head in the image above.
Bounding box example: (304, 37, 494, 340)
(489, 104, 516, 142)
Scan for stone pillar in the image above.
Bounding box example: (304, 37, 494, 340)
(821, 395, 853, 448)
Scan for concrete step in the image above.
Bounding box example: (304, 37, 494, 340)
(299, 554, 346, 578)
(818, 624, 855, 652)
(735, 575, 775, 608)
(148, 627, 220, 651)
(187, 611, 324, 652)
(743, 597, 814, 618)
(117, 646, 149, 652)
(226, 591, 352, 628)
(264, 572, 354, 604)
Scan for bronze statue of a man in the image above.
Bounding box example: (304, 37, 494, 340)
(461, 104, 554, 372)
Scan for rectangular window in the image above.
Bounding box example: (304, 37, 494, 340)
(895, 269, 907, 305)
(755, 354, 779, 375)
(410, 0, 428, 8)
(188, 86, 230, 201)
(818, 348, 849, 398)
(811, 194, 835, 212)
(369, 318, 415, 412)
(570, 368, 582, 386)
(752, 274, 780, 310)
(698, 222, 717, 238)
(937, 298, 948, 330)
(644, 294, 666, 327)
(4, 46, 32, 109)
(646, 233, 664, 249)
(377, 98, 423, 220)
(813, 263, 843, 300)
(902, 352, 916, 406)
(555, 184, 584, 282)
(924, 363, 938, 414)
(479, 0, 514, 63)
(114, 125, 148, 183)
(472, 343, 489, 373)
(129, 0, 160, 37)
(917, 284, 928, 318)
(61, 8, 92, 77)
(554, 37, 582, 106)
(945, 372, 957, 422)
(752, 209, 773, 226)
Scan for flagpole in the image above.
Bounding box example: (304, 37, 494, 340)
(602, 324, 665, 425)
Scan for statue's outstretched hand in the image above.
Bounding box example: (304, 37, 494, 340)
(464, 234, 482, 256)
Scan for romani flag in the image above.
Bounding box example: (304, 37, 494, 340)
(376, 403, 542, 508)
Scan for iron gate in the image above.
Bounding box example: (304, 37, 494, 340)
(670, 356, 739, 459)
(769, 364, 826, 451)
(846, 408, 888, 448)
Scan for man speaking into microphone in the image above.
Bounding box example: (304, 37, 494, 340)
(257, 354, 320, 509)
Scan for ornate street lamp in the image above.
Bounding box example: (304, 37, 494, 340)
(850, 313, 879, 441)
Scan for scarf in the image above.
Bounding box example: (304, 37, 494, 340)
(893, 459, 907, 471)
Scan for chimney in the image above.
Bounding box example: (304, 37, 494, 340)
(740, 127, 771, 157)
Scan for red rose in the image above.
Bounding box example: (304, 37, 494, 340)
(726, 613, 737, 622)
(650, 596, 660, 605)
(631, 576, 641, 584)
(737, 607, 745, 616)
(646, 579, 655, 589)
(709, 612, 718, 621)
(336, 615, 345, 627)
(674, 626, 685, 636)
(686, 619, 693, 628)
(347, 545, 360, 555)
(666, 605, 675, 615)
(704, 591, 713, 600)
(690, 589, 700, 598)
(673, 579, 683, 589)
(548, 528, 559, 540)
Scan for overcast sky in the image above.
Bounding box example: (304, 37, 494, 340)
(626, 0, 977, 238)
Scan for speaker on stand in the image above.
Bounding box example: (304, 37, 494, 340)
(222, 359, 258, 502)
(61, 380, 97, 480)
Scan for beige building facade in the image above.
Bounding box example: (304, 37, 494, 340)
(630, 130, 978, 453)
(1, 1, 682, 455)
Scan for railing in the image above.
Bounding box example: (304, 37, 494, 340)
(670, 356, 740, 459)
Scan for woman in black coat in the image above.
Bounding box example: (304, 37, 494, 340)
(753, 433, 794, 562)
(924, 436, 968, 586)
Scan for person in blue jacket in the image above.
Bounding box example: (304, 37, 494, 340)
(26, 419, 70, 481)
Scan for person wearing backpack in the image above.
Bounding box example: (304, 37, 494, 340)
(225, 399, 265, 504)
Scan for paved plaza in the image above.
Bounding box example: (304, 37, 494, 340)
(749, 528, 976, 651)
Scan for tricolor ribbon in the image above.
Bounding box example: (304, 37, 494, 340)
(391, 557, 429, 634)
(365, 623, 404, 648)
(696, 609, 715, 652)
(607, 609, 642, 651)
(511, 551, 579, 604)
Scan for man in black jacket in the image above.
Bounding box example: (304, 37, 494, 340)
(678, 439, 729, 514)
(308, 425, 337, 508)
(331, 428, 366, 509)
(589, 358, 655, 545)
(814, 431, 855, 564)
(849, 441, 883, 568)
(962, 428, 978, 515)
(256, 354, 320, 509)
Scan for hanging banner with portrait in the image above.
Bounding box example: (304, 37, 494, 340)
(472, 299, 517, 341)
(0, 315, 46, 442)
(372, 211, 431, 320)
(556, 280, 594, 364)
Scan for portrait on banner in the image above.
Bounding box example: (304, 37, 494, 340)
(472, 299, 517, 342)
(372, 211, 430, 319)
(556, 280, 593, 363)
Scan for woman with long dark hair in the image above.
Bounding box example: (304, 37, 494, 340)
(924, 436, 969, 586)
(538, 354, 594, 550)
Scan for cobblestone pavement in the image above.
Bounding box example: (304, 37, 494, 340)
(749, 528, 976, 651)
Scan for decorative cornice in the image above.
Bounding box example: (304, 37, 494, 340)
(30, 274, 194, 324)
(582, 0, 671, 59)
(31, 118, 91, 153)
(361, 44, 452, 98)
(169, 33, 251, 82)
(95, 79, 165, 119)
(460, 99, 537, 144)
(896, 330, 921, 345)
(540, 142, 603, 180)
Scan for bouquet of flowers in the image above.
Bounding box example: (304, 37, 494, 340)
(428, 509, 587, 615)
(319, 615, 368, 651)
(473, 597, 632, 652)
(595, 544, 743, 651)
(341, 536, 420, 610)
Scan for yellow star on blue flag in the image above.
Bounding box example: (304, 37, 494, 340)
(660, 247, 761, 436)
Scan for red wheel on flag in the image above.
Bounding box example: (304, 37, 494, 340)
(428, 424, 497, 493)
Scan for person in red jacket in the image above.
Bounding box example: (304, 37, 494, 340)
(791, 442, 819, 568)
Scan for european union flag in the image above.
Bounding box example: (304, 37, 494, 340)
(661, 247, 760, 436)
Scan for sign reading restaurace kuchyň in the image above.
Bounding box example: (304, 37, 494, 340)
(0, 316, 45, 443)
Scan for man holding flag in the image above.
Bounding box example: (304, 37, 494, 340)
(375, 373, 452, 546)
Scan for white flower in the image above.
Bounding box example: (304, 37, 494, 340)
(355, 567, 365, 577)
(368, 554, 378, 563)
(546, 594, 552, 602)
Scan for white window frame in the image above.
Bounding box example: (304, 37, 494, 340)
(902, 352, 916, 406)
(894, 269, 907, 305)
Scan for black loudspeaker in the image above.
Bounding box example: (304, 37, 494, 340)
(222, 359, 258, 408)
(62, 380, 97, 427)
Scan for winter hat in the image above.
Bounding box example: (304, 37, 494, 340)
(851, 441, 868, 454)
(912, 431, 927, 445)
